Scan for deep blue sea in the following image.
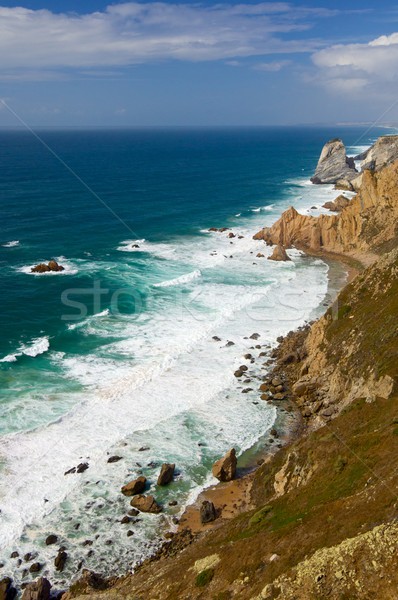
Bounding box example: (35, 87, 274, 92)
(0, 126, 387, 588)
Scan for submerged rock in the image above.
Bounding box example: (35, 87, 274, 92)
(107, 456, 122, 464)
(29, 563, 42, 574)
(212, 448, 237, 482)
(65, 462, 89, 475)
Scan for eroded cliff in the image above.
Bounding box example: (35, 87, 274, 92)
(254, 160, 398, 263)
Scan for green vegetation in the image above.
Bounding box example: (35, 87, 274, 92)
(248, 505, 272, 527)
(195, 568, 215, 588)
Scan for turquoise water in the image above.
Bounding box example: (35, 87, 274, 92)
(0, 126, 385, 588)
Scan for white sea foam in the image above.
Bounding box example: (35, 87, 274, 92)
(2, 240, 20, 248)
(117, 239, 176, 259)
(153, 269, 202, 288)
(20, 336, 50, 357)
(0, 353, 18, 363)
(0, 336, 50, 363)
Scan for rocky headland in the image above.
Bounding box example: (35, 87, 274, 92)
(254, 143, 398, 266)
(4, 134, 398, 600)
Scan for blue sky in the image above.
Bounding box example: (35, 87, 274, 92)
(0, 1, 398, 126)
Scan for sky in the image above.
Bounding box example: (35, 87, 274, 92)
(0, 0, 398, 126)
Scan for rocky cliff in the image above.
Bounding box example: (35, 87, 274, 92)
(356, 134, 398, 172)
(310, 134, 398, 192)
(254, 159, 398, 263)
(310, 138, 357, 186)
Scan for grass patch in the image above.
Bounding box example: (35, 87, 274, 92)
(338, 304, 352, 319)
(249, 505, 272, 527)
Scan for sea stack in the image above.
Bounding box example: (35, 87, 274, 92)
(268, 244, 291, 262)
(310, 138, 357, 187)
(212, 448, 237, 482)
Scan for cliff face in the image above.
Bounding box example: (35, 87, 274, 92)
(357, 134, 398, 172)
(254, 160, 398, 262)
(273, 247, 398, 427)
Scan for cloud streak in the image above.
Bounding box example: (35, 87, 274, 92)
(0, 2, 339, 76)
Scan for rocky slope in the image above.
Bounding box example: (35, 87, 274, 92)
(254, 158, 398, 264)
(12, 137, 398, 600)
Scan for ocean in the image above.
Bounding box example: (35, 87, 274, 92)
(0, 126, 385, 588)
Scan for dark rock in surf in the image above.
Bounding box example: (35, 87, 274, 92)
(54, 549, 68, 572)
(0, 577, 17, 600)
(21, 578, 51, 600)
(107, 456, 122, 464)
(157, 463, 175, 486)
(31, 260, 65, 274)
(130, 495, 162, 514)
(121, 476, 147, 496)
(45, 535, 58, 546)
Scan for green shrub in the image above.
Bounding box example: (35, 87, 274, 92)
(195, 568, 214, 587)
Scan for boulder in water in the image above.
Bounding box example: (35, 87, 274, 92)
(157, 463, 175, 486)
(268, 245, 291, 262)
(121, 476, 147, 496)
(31, 260, 65, 273)
(0, 577, 17, 600)
(21, 578, 51, 600)
(54, 549, 68, 572)
(323, 195, 350, 212)
(130, 495, 162, 513)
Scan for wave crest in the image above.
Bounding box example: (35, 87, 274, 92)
(153, 270, 202, 288)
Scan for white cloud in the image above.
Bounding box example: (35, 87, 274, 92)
(312, 32, 398, 93)
(253, 60, 292, 71)
(0, 2, 337, 77)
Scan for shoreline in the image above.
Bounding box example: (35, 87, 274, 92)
(3, 187, 367, 597)
(175, 245, 358, 536)
(59, 220, 363, 596)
